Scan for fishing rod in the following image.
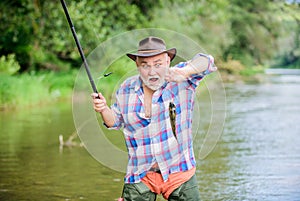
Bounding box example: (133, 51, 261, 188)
(60, 0, 111, 95)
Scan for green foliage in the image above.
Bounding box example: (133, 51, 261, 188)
(223, 0, 283, 66)
(0, 0, 151, 71)
(127, 0, 163, 17)
(274, 2, 300, 68)
(1, 0, 299, 72)
(150, 0, 294, 69)
(0, 54, 20, 75)
(1, 0, 300, 109)
(218, 58, 246, 75)
(150, 0, 232, 58)
(274, 50, 300, 69)
(240, 65, 266, 76)
(0, 0, 33, 69)
(40, 0, 148, 61)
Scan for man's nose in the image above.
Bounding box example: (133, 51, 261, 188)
(148, 67, 156, 75)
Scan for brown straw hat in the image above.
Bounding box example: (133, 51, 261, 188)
(126, 36, 177, 61)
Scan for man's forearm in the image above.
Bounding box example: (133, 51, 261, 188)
(183, 54, 214, 77)
(100, 107, 116, 128)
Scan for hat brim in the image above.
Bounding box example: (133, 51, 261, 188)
(127, 48, 177, 62)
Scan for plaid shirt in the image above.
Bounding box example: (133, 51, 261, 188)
(109, 60, 208, 183)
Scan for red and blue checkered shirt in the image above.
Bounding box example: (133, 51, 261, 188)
(109, 60, 209, 183)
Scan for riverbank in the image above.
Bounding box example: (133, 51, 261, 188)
(0, 67, 269, 111)
(0, 70, 77, 111)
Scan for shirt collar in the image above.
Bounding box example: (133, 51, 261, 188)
(135, 76, 143, 92)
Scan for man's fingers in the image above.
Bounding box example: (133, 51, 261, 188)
(98, 93, 105, 99)
(91, 92, 108, 113)
(93, 100, 106, 113)
(91, 93, 98, 98)
(91, 92, 105, 99)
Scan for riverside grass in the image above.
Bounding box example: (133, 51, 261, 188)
(0, 56, 133, 110)
(0, 70, 77, 110)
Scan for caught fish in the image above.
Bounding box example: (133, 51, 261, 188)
(169, 102, 177, 140)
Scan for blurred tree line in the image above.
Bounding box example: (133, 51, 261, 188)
(0, 0, 299, 74)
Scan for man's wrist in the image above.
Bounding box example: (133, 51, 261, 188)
(99, 106, 110, 114)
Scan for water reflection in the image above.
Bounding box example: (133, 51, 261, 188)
(0, 74, 300, 200)
(198, 75, 300, 201)
(0, 104, 124, 200)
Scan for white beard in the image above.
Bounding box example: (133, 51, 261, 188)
(140, 75, 165, 91)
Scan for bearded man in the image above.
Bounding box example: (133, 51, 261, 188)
(92, 36, 217, 201)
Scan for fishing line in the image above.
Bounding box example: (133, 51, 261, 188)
(81, 3, 115, 83)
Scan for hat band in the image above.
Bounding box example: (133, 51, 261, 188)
(137, 49, 166, 54)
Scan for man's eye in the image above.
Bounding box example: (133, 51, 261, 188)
(155, 64, 162, 68)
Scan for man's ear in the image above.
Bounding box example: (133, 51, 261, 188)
(136, 56, 142, 66)
(167, 55, 171, 66)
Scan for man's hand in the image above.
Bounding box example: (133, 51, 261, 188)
(165, 67, 187, 83)
(91, 93, 116, 127)
(165, 54, 217, 83)
(91, 93, 109, 113)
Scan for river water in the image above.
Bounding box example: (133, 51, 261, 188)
(0, 73, 300, 201)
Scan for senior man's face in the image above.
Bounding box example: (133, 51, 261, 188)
(136, 53, 170, 91)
